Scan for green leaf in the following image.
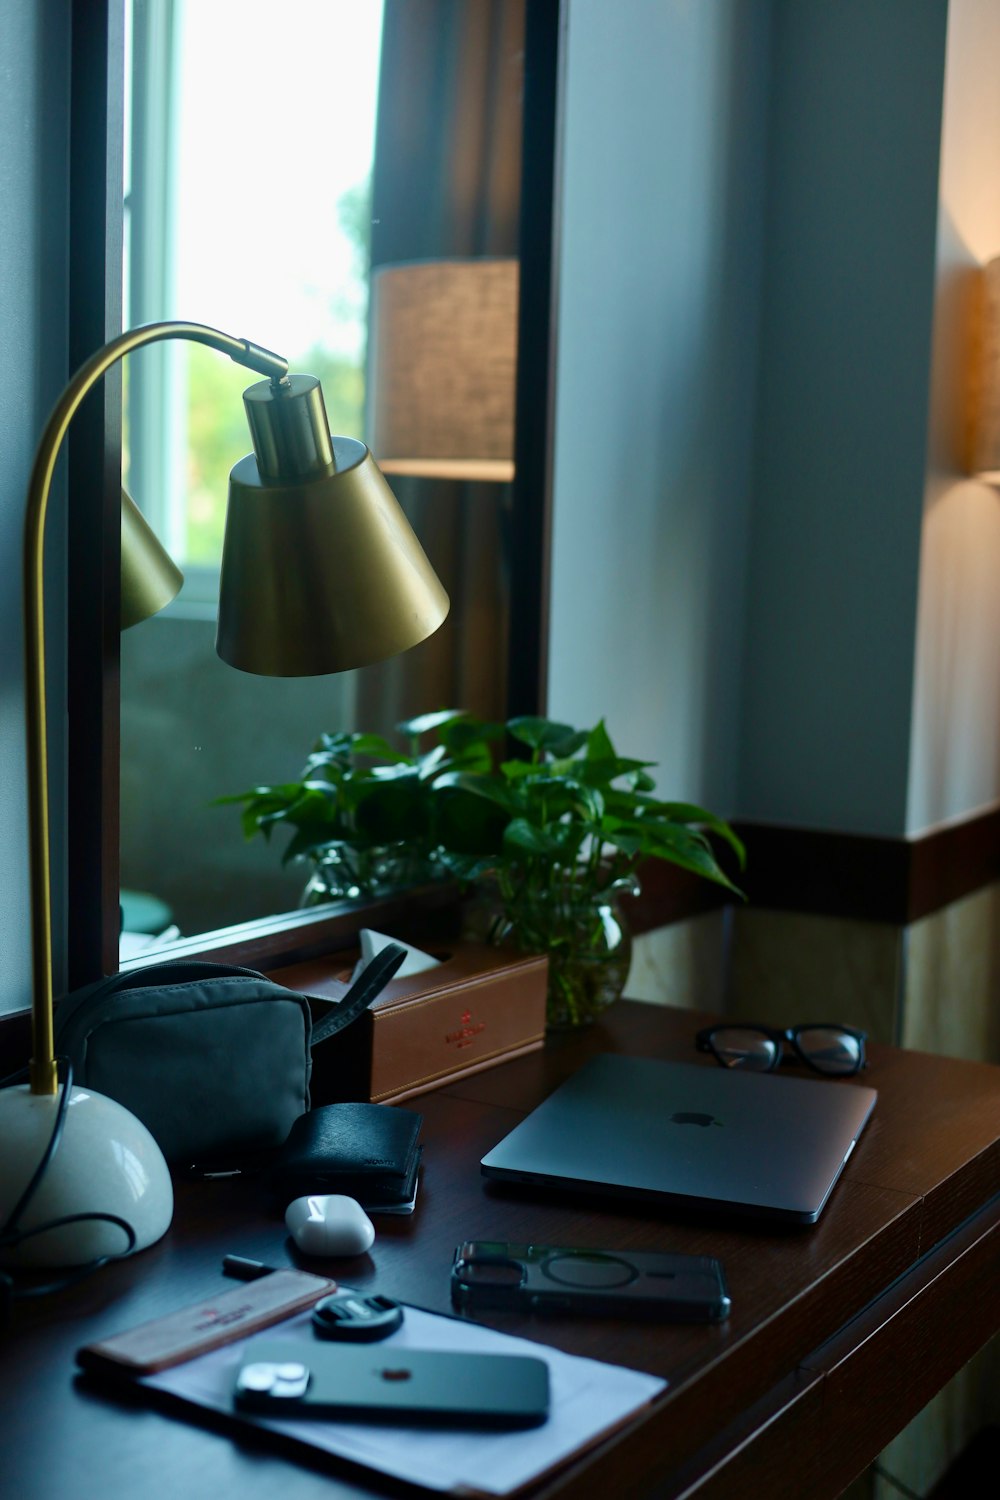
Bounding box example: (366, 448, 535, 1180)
(415, 744, 448, 778)
(498, 758, 537, 780)
(586, 719, 616, 761)
(433, 785, 508, 855)
(396, 708, 466, 739)
(440, 716, 503, 755)
(502, 818, 563, 855)
(644, 800, 746, 867)
(368, 761, 422, 784)
(440, 739, 494, 775)
(507, 716, 585, 756)
(349, 733, 410, 763)
(644, 824, 745, 894)
(600, 827, 645, 857)
(572, 756, 655, 789)
(311, 731, 353, 756)
(433, 770, 521, 815)
(353, 777, 431, 843)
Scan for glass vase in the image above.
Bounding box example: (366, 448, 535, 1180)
(300, 843, 438, 906)
(495, 876, 636, 1029)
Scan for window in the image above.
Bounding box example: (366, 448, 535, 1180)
(116, 0, 533, 949)
(119, 0, 388, 943)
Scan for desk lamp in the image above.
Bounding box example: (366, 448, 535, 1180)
(0, 321, 449, 1267)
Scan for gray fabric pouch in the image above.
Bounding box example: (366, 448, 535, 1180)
(53, 951, 404, 1166)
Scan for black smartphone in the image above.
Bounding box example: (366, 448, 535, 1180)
(451, 1241, 731, 1322)
(233, 1336, 550, 1428)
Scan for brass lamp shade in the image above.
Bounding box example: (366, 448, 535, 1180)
(217, 433, 450, 676)
(368, 258, 518, 482)
(120, 486, 184, 629)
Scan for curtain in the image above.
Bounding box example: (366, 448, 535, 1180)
(355, 0, 525, 735)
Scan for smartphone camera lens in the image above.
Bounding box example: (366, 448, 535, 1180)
(239, 1363, 276, 1393)
(237, 1360, 310, 1401)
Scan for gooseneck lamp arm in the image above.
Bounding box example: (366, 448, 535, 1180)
(23, 321, 288, 1096)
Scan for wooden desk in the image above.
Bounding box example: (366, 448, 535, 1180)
(2, 1001, 998, 1499)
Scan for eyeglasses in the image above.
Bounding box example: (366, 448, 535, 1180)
(695, 1023, 867, 1077)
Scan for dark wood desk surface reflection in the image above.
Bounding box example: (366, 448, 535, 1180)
(2, 1001, 997, 1499)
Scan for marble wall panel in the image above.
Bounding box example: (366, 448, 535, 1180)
(628, 909, 729, 1013)
(727, 907, 903, 1043)
(903, 882, 1000, 1063)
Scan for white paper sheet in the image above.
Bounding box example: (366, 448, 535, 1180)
(144, 1303, 666, 1495)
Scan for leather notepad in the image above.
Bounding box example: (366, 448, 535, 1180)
(268, 1102, 422, 1209)
(77, 1269, 336, 1376)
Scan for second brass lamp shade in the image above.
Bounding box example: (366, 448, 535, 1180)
(120, 486, 184, 630)
(217, 373, 449, 675)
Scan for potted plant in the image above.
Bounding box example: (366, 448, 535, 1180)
(222, 711, 744, 1027)
(217, 711, 498, 904)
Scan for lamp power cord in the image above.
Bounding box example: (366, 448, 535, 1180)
(0, 1058, 137, 1324)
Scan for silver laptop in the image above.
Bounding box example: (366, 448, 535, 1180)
(481, 1054, 877, 1225)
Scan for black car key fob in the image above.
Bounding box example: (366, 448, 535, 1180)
(311, 1291, 404, 1341)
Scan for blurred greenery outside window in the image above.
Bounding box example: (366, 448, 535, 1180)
(123, 0, 384, 601)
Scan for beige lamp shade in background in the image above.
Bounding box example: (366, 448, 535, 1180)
(368, 258, 518, 482)
(967, 255, 1000, 484)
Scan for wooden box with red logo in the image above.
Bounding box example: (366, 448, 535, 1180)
(281, 943, 548, 1105)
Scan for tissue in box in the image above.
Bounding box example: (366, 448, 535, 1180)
(284, 943, 548, 1105)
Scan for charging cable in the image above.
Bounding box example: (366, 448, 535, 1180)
(0, 1058, 137, 1320)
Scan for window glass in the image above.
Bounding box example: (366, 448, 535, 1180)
(124, 0, 383, 577)
(118, 0, 523, 952)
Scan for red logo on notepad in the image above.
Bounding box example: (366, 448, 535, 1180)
(193, 1303, 253, 1331)
(445, 1009, 486, 1050)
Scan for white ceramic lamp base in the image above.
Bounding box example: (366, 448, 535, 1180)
(0, 1083, 173, 1268)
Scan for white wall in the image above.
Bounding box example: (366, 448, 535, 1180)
(0, 0, 70, 1015)
(907, 0, 1000, 834)
(552, 0, 1000, 844)
(546, 0, 769, 810)
(737, 0, 948, 836)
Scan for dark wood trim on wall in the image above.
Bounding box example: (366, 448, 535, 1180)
(907, 808, 1000, 922)
(624, 807, 1000, 936)
(734, 813, 1000, 927)
(732, 823, 911, 926)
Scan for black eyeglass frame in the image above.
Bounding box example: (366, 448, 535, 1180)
(695, 1022, 868, 1076)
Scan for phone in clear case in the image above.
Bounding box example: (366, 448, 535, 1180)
(452, 1241, 731, 1321)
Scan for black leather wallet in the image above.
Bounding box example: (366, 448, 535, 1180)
(269, 1103, 422, 1210)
